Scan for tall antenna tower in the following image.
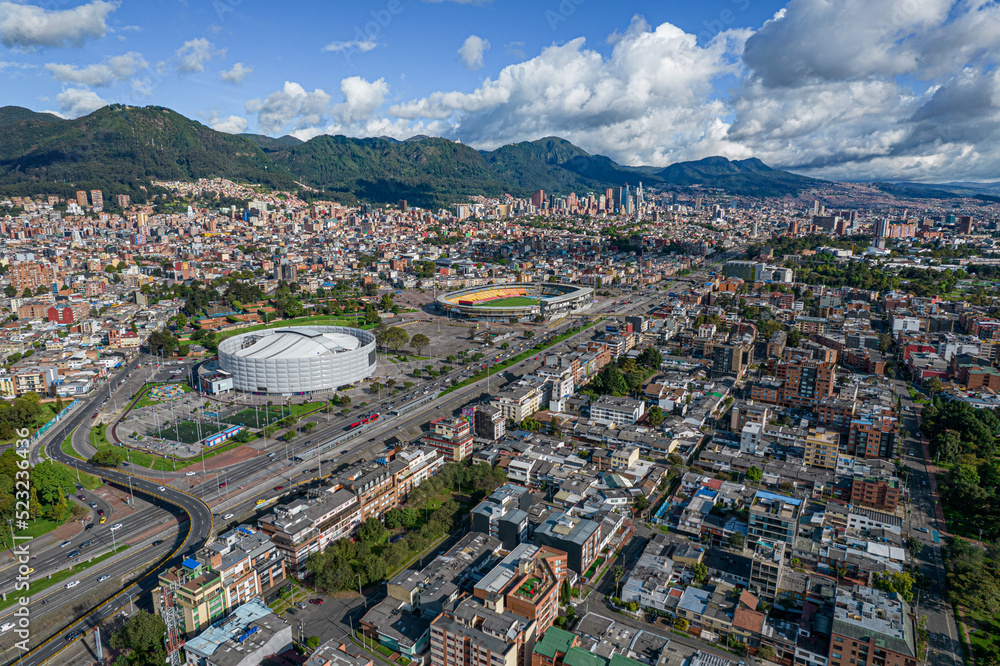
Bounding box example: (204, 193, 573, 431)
(158, 574, 187, 666)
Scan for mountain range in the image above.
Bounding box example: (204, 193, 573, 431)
(0, 104, 824, 208)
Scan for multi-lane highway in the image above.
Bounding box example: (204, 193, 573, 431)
(8, 281, 683, 665)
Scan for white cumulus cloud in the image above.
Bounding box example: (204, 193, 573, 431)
(0, 0, 116, 49)
(457, 35, 490, 70)
(44, 51, 147, 87)
(220, 62, 252, 84)
(246, 81, 332, 135)
(56, 87, 107, 118)
(175, 38, 223, 73)
(208, 113, 248, 134)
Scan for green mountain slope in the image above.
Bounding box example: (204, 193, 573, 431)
(0, 105, 295, 200)
(268, 134, 509, 207)
(0, 104, 824, 204)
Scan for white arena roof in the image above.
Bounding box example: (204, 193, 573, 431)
(232, 329, 360, 360)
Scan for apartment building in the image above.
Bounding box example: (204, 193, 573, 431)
(532, 511, 601, 575)
(155, 560, 227, 638)
(257, 489, 362, 574)
(589, 395, 645, 426)
(430, 596, 537, 666)
(343, 464, 401, 522)
(474, 543, 568, 633)
(847, 416, 898, 460)
(747, 491, 802, 548)
(394, 447, 445, 499)
(471, 484, 533, 551)
(829, 586, 917, 666)
(804, 428, 840, 470)
(748, 539, 785, 603)
(768, 356, 835, 409)
(9, 262, 55, 294)
(474, 404, 506, 441)
(491, 381, 546, 423)
(197, 525, 287, 608)
(423, 415, 474, 463)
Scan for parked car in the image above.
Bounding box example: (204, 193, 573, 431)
(310, 598, 324, 605)
(295, 602, 307, 609)
(916, 527, 930, 533)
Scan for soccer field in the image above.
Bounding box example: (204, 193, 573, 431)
(477, 296, 538, 308)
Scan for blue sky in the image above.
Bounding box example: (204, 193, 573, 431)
(1, 0, 999, 182)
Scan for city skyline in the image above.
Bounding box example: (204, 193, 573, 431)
(0, 0, 998, 183)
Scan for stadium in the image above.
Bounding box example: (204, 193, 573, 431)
(217, 326, 376, 396)
(436, 283, 593, 321)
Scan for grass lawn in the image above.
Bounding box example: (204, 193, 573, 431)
(968, 610, 1000, 662)
(476, 296, 538, 308)
(17, 513, 73, 539)
(0, 544, 129, 614)
(56, 461, 103, 490)
(62, 429, 84, 460)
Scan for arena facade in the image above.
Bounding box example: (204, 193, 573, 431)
(436, 283, 593, 321)
(217, 326, 376, 395)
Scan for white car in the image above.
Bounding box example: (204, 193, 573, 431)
(223, 513, 234, 520)
(98, 575, 112, 582)
(185, 471, 197, 476)
(65, 580, 80, 589)
(109, 523, 123, 531)
(0, 622, 14, 633)
(158, 486, 166, 491)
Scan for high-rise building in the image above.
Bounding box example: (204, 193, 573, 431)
(115, 194, 130, 208)
(530, 190, 545, 209)
(770, 356, 836, 409)
(89, 189, 103, 209)
(75, 190, 88, 207)
(748, 539, 785, 602)
(959, 216, 974, 234)
(430, 596, 536, 666)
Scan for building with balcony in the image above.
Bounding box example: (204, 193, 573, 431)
(804, 428, 840, 470)
(155, 559, 226, 638)
(532, 512, 601, 575)
(747, 491, 802, 548)
(198, 525, 287, 608)
(474, 543, 569, 633)
(430, 595, 537, 666)
(256, 489, 362, 574)
(424, 415, 474, 463)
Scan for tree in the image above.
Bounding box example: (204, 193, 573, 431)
(674, 618, 689, 632)
(411, 333, 431, 355)
(561, 579, 572, 605)
(306, 636, 321, 650)
(647, 405, 665, 427)
(746, 466, 763, 483)
(637, 347, 663, 369)
(633, 495, 650, 515)
(873, 571, 915, 602)
(90, 449, 125, 467)
(380, 293, 394, 311)
(926, 377, 944, 397)
(383, 327, 410, 352)
(109, 610, 167, 666)
(357, 517, 387, 545)
(692, 562, 709, 584)
(756, 644, 775, 661)
(524, 331, 534, 339)
(363, 303, 381, 326)
(613, 564, 624, 592)
(728, 532, 745, 551)
(3, 285, 15, 298)
(284, 430, 296, 442)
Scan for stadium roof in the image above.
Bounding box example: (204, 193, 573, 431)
(232, 328, 360, 360)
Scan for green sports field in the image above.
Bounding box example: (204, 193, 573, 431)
(477, 296, 538, 308)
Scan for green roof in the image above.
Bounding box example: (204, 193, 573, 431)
(533, 627, 576, 659)
(564, 647, 607, 666)
(609, 654, 646, 666)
